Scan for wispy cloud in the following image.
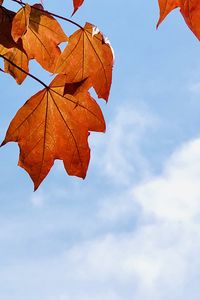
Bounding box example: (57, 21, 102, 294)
(133, 138, 200, 222)
(90, 103, 157, 185)
(1, 137, 200, 300)
(57, 137, 200, 300)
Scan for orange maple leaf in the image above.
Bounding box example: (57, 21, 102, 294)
(55, 22, 114, 101)
(1, 76, 105, 190)
(12, 4, 68, 73)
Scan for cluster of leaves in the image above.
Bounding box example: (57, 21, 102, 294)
(2, 0, 199, 191)
(157, 0, 200, 40)
(0, 0, 114, 190)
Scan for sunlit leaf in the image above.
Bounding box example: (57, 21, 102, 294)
(55, 22, 114, 101)
(2, 77, 105, 190)
(12, 4, 68, 72)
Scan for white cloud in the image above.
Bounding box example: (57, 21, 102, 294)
(133, 138, 200, 222)
(60, 229, 188, 299)
(56, 137, 200, 300)
(2, 136, 196, 300)
(90, 103, 156, 185)
(97, 190, 139, 222)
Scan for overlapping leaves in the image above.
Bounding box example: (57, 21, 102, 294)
(55, 22, 113, 101)
(12, 4, 68, 73)
(0, 1, 114, 189)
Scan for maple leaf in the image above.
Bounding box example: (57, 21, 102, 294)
(73, 0, 84, 15)
(1, 76, 105, 190)
(12, 4, 68, 73)
(55, 22, 114, 101)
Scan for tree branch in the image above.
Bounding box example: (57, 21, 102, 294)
(0, 54, 48, 88)
(9, 0, 83, 29)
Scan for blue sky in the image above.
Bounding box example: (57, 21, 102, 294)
(1, 0, 200, 299)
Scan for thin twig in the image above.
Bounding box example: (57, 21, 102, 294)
(0, 54, 48, 88)
(9, 0, 83, 29)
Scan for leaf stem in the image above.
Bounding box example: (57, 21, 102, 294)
(9, 0, 83, 29)
(0, 54, 48, 88)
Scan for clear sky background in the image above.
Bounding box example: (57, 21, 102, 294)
(1, 0, 200, 299)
